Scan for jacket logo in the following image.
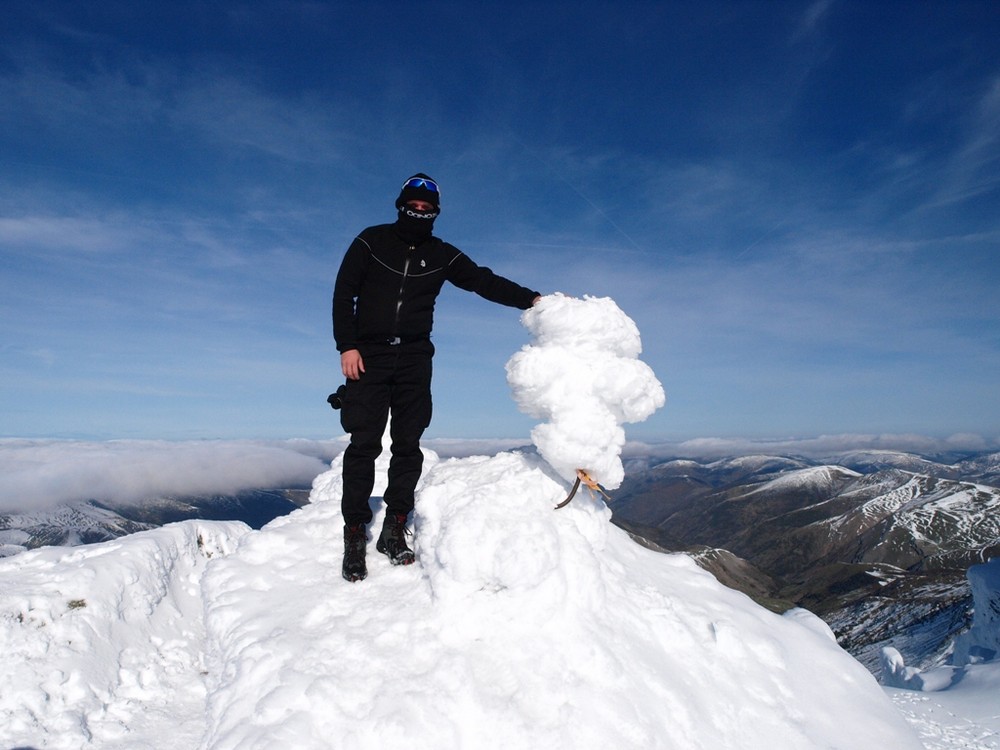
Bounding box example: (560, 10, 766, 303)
(420, 259, 426, 267)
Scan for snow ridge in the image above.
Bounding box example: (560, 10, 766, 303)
(195, 444, 920, 749)
(0, 294, 923, 749)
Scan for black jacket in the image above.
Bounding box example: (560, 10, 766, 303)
(333, 223, 539, 352)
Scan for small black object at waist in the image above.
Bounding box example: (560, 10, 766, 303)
(380, 335, 430, 346)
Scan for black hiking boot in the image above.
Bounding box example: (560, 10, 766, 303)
(376, 513, 415, 566)
(342, 523, 368, 582)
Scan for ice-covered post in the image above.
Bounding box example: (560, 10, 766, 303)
(505, 293, 665, 491)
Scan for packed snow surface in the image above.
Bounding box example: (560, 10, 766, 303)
(0, 520, 250, 746)
(0, 294, 933, 748)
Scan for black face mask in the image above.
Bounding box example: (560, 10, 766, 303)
(395, 205, 438, 242)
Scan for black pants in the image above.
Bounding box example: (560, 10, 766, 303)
(339, 341, 433, 526)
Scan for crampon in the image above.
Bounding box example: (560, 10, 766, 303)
(554, 468, 610, 510)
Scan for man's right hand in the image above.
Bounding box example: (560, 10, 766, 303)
(341, 349, 365, 380)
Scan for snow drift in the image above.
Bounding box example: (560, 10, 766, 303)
(0, 295, 922, 749)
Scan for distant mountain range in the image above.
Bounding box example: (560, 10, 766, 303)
(610, 450, 1000, 672)
(4, 450, 999, 678)
(0, 489, 307, 558)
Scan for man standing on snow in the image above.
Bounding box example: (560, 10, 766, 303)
(332, 173, 541, 582)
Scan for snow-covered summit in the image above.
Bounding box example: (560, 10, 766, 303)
(0, 448, 924, 748)
(0, 294, 923, 749)
(749, 465, 862, 496)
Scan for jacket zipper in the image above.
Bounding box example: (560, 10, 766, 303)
(391, 245, 414, 341)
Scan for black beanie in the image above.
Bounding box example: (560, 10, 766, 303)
(395, 173, 441, 211)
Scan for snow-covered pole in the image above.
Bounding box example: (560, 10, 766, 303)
(506, 293, 665, 504)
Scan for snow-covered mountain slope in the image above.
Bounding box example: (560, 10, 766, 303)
(0, 501, 156, 556)
(823, 450, 957, 477)
(744, 464, 862, 499)
(611, 457, 1000, 674)
(825, 571, 973, 672)
(827, 449, 1000, 487)
(0, 447, 923, 749)
(812, 471, 1000, 570)
(955, 452, 1000, 486)
(0, 490, 304, 558)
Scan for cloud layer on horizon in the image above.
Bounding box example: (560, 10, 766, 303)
(0, 439, 343, 513)
(1, 433, 996, 513)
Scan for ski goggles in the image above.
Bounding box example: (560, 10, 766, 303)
(402, 177, 440, 195)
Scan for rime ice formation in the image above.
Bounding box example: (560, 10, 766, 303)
(506, 293, 665, 490)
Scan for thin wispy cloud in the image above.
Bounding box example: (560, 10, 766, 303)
(930, 75, 1000, 209)
(170, 75, 353, 165)
(792, 0, 835, 42)
(0, 213, 153, 255)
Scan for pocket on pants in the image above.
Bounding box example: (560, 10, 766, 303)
(338, 383, 366, 434)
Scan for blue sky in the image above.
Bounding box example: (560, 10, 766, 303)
(1, 0, 998, 443)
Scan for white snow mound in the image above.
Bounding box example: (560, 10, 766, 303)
(193, 445, 920, 750)
(506, 293, 665, 489)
